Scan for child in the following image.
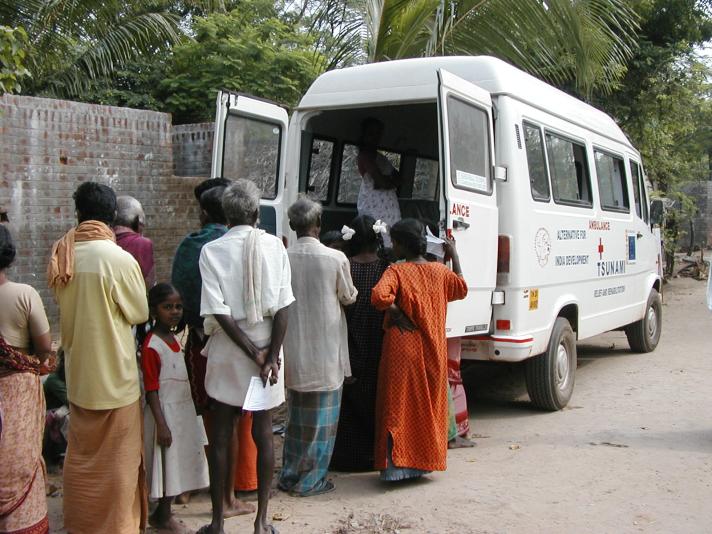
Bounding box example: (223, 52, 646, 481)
(141, 283, 209, 533)
(321, 229, 347, 253)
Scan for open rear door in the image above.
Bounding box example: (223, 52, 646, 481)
(212, 91, 288, 236)
(438, 69, 498, 336)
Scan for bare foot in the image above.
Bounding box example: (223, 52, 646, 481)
(196, 524, 225, 534)
(223, 497, 255, 518)
(254, 521, 278, 534)
(448, 435, 477, 449)
(234, 487, 277, 502)
(175, 491, 192, 505)
(149, 515, 192, 533)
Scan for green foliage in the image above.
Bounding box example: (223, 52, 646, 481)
(0, 0, 183, 98)
(594, 0, 712, 254)
(158, 0, 323, 124)
(79, 55, 170, 111)
(0, 25, 30, 94)
(313, 0, 640, 97)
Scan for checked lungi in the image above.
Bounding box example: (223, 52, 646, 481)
(278, 388, 342, 496)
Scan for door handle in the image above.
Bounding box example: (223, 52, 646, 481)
(453, 219, 470, 230)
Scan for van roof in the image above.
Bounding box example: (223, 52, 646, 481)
(299, 56, 633, 149)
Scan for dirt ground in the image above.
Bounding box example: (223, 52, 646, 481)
(47, 277, 712, 533)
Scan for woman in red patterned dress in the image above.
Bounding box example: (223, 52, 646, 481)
(371, 219, 467, 481)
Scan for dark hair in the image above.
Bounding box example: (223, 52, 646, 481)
(359, 117, 383, 147)
(136, 283, 184, 348)
(390, 218, 427, 257)
(194, 178, 231, 201)
(200, 186, 227, 225)
(347, 214, 382, 256)
(321, 230, 344, 247)
(0, 225, 16, 270)
(73, 182, 117, 225)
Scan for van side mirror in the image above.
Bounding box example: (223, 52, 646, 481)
(494, 165, 507, 182)
(650, 199, 664, 226)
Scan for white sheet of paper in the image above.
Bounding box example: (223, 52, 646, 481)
(242, 375, 285, 411)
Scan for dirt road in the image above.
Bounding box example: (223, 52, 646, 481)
(48, 277, 712, 533)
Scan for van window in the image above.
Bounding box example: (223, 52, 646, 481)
(447, 96, 491, 194)
(523, 123, 550, 201)
(306, 138, 334, 202)
(223, 114, 281, 199)
(631, 161, 649, 223)
(337, 144, 401, 204)
(413, 158, 439, 200)
(594, 150, 629, 212)
(338, 144, 361, 204)
(545, 133, 592, 207)
(630, 159, 642, 218)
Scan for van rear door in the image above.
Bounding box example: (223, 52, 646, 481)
(438, 69, 498, 336)
(212, 91, 288, 236)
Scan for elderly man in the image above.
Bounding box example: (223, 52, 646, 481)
(48, 182, 149, 534)
(172, 180, 258, 514)
(279, 197, 358, 496)
(114, 195, 155, 286)
(198, 179, 293, 534)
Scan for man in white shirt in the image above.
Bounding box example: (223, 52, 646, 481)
(279, 197, 358, 496)
(198, 180, 294, 534)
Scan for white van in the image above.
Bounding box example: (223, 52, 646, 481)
(210, 56, 664, 410)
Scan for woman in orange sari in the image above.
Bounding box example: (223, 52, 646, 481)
(371, 219, 467, 481)
(0, 225, 53, 533)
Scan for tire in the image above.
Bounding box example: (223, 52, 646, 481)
(525, 317, 576, 411)
(625, 289, 662, 353)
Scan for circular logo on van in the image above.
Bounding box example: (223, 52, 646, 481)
(534, 228, 551, 267)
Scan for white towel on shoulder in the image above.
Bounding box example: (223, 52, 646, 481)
(244, 227, 265, 325)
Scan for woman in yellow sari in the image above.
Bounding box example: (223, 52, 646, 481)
(0, 225, 53, 534)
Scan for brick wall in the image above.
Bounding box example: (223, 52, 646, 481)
(0, 94, 209, 330)
(172, 122, 214, 177)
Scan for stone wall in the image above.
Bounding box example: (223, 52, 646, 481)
(0, 94, 208, 329)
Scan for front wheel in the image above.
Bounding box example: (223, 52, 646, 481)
(625, 289, 662, 353)
(525, 317, 576, 411)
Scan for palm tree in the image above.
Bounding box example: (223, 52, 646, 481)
(313, 0, 639, 99)
(0, 0, 219, 98)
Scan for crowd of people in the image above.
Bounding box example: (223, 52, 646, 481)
(0, 171, 474, 534)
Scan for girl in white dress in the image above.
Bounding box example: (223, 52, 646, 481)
(141, 283, 209, 533)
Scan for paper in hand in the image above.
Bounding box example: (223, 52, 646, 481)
(242, 375, 285, 411)
(426, 227, 446, 259)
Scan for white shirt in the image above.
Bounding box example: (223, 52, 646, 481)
(199, 225, 294, 321)
(283, 237, 358, 392)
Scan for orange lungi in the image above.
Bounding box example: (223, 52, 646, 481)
(63, 400, 147, 534)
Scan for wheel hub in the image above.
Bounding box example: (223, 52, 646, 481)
(556, 342, 570, 391)
(647, 305, 658, 340)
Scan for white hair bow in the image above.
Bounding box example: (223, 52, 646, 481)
(341, 225, 356, 241)
(372, 220, 388, 235)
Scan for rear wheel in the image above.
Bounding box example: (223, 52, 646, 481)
(625, 289, 662, 353)
(525, 317, 576, 411)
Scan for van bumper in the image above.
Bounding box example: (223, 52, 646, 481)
(461, 335, 534, 362)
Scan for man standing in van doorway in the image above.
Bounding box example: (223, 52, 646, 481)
(357, 118, 402, 246)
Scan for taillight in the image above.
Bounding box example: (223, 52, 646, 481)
(496, 319, 511, 331)
(497, 235, 510, 273)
